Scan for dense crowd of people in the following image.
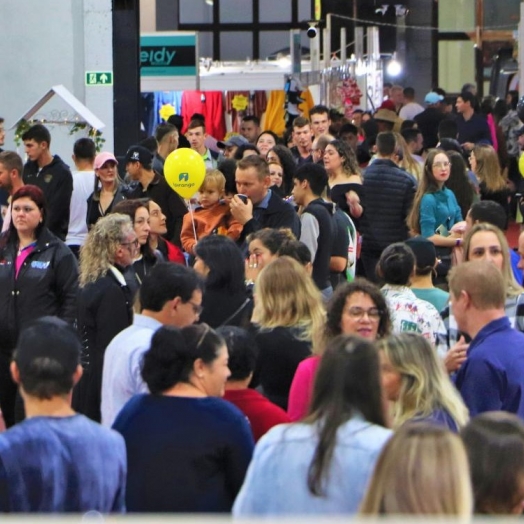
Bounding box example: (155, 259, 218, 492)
(1, 82, 524, 515)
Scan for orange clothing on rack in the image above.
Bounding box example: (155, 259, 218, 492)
(181, 201, 243, 255)
(263, 89, 315, 137)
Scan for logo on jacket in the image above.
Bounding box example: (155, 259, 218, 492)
(31, 261, 50, 269)
(44, 174, 53, 183)
(178, 173, 189, 182)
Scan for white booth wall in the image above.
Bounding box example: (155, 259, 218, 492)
(0, 0, 114, 159)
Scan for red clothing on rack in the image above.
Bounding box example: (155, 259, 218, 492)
(181, 91, 227, 141)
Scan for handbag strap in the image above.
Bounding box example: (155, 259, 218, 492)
(219, 298, 251, 327)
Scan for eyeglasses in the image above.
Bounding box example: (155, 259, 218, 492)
(432, 161, 451, 169)
(187, 300, 203, 315)
(120, 239, 139, 249)
(345, 306, 382, 320)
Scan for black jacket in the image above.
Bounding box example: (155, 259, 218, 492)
(360, 159, 416, 255)
(199, 288, 253, 329)
(252, 325, 312, 410)
(23, 155, 73, 240)
(301, 198, 335, 291)
(0, 228, 78, 355)
(86, 185, 128, 228)
(74, 269, 133, 421)
(414, 107, 446, 149)
(239, 190, 301, 244)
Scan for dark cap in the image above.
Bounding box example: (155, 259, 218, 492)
(517, 125, 524, 137)
(14, 317, 81, 376)
(405, 236, 437, 269)
(125, 145, 153, 166)
(217, 135, 249, 149)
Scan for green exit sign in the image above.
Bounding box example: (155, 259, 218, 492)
(85, 71, 113, 86)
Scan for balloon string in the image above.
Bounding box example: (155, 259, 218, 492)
(187, 199, 198, 243)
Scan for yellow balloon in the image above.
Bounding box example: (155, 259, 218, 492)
(519, 154, 524, 178)
(164, 148, 206, 199)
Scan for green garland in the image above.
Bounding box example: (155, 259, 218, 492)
(13, 119, 32, 147)
(14, 118, 105, 152)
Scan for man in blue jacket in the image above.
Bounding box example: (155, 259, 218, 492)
(451, 260, 524, 417)
(360, 132, 416, 281)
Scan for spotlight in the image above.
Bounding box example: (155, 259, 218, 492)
(386, 55, 402, 77)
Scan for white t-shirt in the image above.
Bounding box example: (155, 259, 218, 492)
(66, 170, 95, 246)
(399, 102, 424, 120)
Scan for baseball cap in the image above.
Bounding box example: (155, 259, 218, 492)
(217, 135, 249, 149)
(379, 100, 396, 112)
(125, 145, 153, 166)
(14, 317, 81, 376)
(405, 236, 437, 269)
(424, 92, 444, 104)
(94, 152, 118, 170)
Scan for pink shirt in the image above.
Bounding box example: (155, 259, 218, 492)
(287, 355, 321, 422)
(15, 244, 36, 278)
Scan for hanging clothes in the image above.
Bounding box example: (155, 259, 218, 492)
(263, 89, 315, 137)
(181, 91, 227, 141)
(226, 91, 268, 133)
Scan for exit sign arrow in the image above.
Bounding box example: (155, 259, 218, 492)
(85, 71, 113, 86)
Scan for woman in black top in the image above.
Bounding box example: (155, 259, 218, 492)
(0, 185, 78, 426)
(193, 235, 253, 328)
(86, 152, 127, 228)
(324, 139, 364, 226)
(470, 144, 510, 227)
(73, 213, 135, 421)
(251, 256, 326, 410)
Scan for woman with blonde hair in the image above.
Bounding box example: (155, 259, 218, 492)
(463, 222, 522, 297)
(470, 143, 510, 224)
(251, 256, 325, 409)
(74, 213, 136, 421)
(378, 333, 469, 431)
(394, 132, 422, 181)
(360, 423, 472, 516)
(86, 152, 127, 228)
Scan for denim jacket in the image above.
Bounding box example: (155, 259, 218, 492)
(233, 414, 391, 515)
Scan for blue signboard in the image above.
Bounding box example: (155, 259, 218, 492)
(140, 33, 197, 77)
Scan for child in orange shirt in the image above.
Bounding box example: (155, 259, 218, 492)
(181, 169, 243, 255)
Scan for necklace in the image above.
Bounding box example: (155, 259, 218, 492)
(17, 241, 36, 256)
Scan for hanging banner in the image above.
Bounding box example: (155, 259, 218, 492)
(140, 32, 197, 77)
(314, 0, 321, 21)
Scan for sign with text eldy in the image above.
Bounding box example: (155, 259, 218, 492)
(140, 32, 197, 77)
